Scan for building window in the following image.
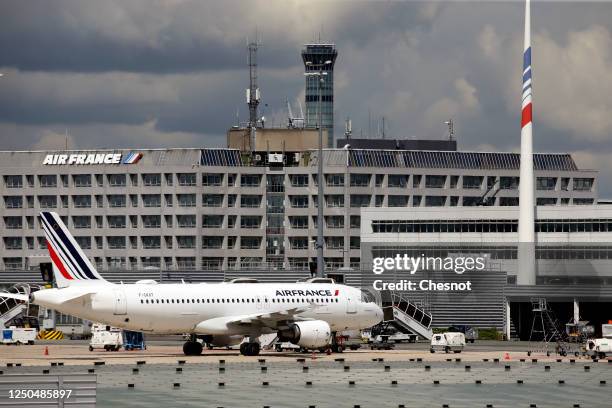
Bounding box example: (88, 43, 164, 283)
(350, 215, 361, 229)
(240, 174, 261, 187)
(202, 173, 223, 186)
(536, 197, 557, 206)
(107, 236, 126, 249)
(202, 215, 224, 228)
(107, 174, 126, 187)
(412, 175, 422, 188)
(177, 236, 196, 249)
(449, 176, 459, 189)
(178, 173, 197, 186)
(73, 216, 91, 229)
(500, 197, 519, 206)
(177, 257, 196, 270)
(350, 236, 360, 250)
(107, 215, 126, 228)
(573, 198, 594, 205)
(4, 216, 22, 229)
(290, 174, 309, 187)
(177, 215, 196, 228)
(73, 195, 91, 208)
(142, 215, 161, 228)
(142, 194, 161, 208)
(573, 178, 594, 191)
(227, 194, 237, 207)
(462, 196, 481, 206)
(39, 195, 57, 209)
(290, 216, 308, 229)
(165, 173, 173, 186)
(4, 196, 22, 209)
(202, 236, 223, 249)
(178, 194, 196, 207)
(325, 237, 344, 250)
(462, 176, 483, 189)
(375, 174, 384, 187)
(108, 195, 126, 208)
(39, 175, 57, 188)
(325, 174, 344, 187)
(350, 194, 372, 208)
(326, 195, 345, 208)
(4, 237, 22, 250)
(142, 237, 161, 250)
(241, 195, 262, 208)
(536, 177, 556, 191)
(425, 196, 446, 207)
(202, 194, 223, 207)
(290, 237, 309, 250)
(141, 256, 161, 268)
(388, 195, 409, 207)
(3, 257, 23, 270)
(412, 195, 422, 207)
(201, 257, 223, 270)
(4, 175, 23, 188)
(350, 174, 371, 187)
(240, 237, 261, 249)
(290, 195, 308, 208)
(425, 175, 446, 189)
(325, 216, 344, 229)
(142, 173, 161, 186)
(240, 216, 261, 229)
(388, 175, 408, 188)
(500, 177, 519, 190)
(75, 236, 91, 249)
(73, 174, 91, 187)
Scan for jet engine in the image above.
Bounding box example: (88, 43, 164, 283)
(277, 320, 331, 349)
(200, 335, 243, 348)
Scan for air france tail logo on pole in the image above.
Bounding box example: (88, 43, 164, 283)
(43, 152, 143, 165)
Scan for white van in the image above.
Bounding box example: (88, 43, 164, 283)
(430, 332, 465, 353)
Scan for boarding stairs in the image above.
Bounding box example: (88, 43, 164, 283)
(0, 284, 39, 327)
(380, 291, 433, 340)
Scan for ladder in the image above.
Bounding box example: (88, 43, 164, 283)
(379, 291, 433, 340)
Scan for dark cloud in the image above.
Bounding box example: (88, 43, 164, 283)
(1, 0, 612, 195)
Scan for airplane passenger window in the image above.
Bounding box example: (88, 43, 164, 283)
(140, 300, 143, 304)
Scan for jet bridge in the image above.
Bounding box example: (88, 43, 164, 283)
(379, 290, 433, 340)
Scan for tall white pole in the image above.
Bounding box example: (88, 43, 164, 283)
(518, 0, 536, 285)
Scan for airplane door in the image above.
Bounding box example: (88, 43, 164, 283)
(113, 290, 127, 315)
(346, 297, 357, 314)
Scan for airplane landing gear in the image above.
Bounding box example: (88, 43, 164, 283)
(239, 342, 260, 356)
(183, 341, 203, 356)
(183, 334, 203, 356)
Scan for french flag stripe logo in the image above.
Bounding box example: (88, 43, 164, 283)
(521, 45, 533, 129)
(122, 152, 143, 164)
(40, 212, 101, 280)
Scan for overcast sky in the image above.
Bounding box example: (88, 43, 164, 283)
(1, 0, 612, 195)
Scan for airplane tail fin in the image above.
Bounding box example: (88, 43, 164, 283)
(40, 211, 109, 288)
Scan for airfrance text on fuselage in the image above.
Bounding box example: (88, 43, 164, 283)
(275, 290, 336, 296)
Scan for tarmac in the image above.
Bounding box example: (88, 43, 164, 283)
(0, 340, 610, 407)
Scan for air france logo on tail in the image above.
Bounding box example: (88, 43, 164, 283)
(40, 212, 105, 282)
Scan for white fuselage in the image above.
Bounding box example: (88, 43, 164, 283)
(31, 282, 382, 336)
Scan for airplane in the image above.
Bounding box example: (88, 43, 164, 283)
(0, 212, 383, 356)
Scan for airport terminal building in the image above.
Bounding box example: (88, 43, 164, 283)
(0, 147, 598, 277)
(0, 146, 608, 337)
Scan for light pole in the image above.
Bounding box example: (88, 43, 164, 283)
(305, 60, 332, 277)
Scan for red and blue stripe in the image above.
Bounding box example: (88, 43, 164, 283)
(521, 46, 532, 129)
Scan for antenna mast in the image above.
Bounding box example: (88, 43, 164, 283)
(247, 40, 260, 151)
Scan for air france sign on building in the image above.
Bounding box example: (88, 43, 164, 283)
(43, 152, 143, 165)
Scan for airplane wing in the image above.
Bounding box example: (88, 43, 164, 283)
(194, 304, 316, 334)
(0, 292, 29, 302)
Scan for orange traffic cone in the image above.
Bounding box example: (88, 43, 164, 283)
(503, 352, 510, 361)
(44, 346, 49, 356)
